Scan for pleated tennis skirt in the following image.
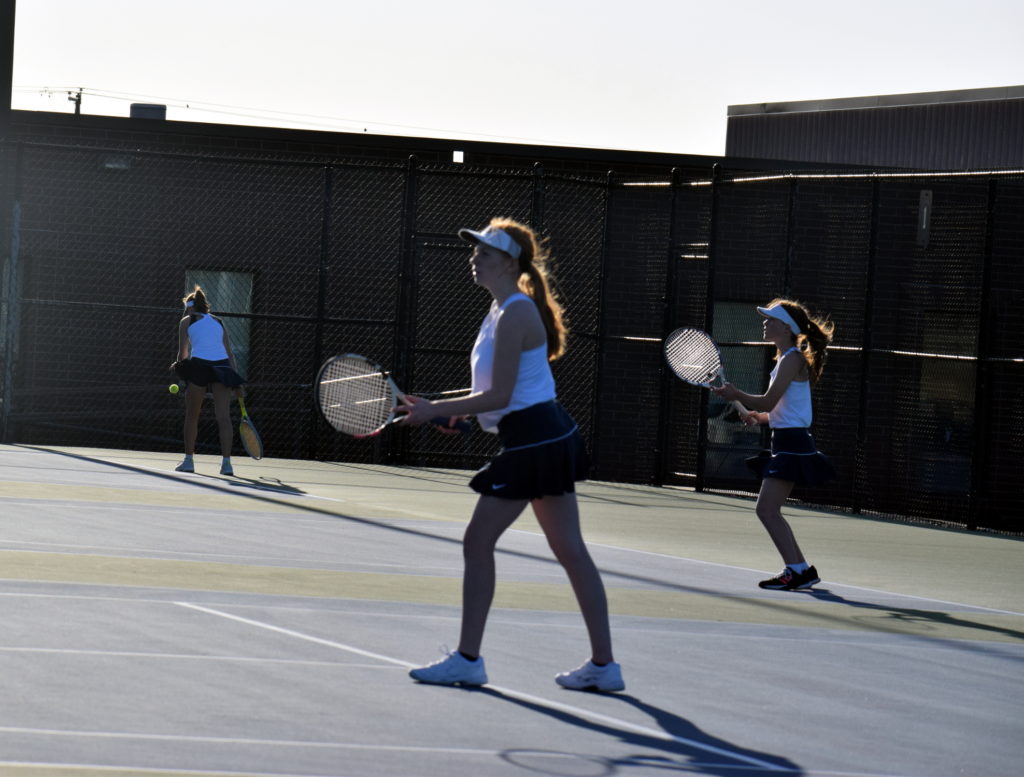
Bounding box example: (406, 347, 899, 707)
(173, 357, 246, 389)
(469, 400, 589, 500)
(746, 427, 836, 486)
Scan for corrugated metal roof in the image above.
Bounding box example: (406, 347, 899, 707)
(729, 85, 1024, 116)
(726, 90, 1024, 170)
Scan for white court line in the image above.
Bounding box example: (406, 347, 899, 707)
(176, 601, 785, 772)
(0, 729, 495, 754)
(0, 646, 391, 668)
(1, 592, 1015, 656)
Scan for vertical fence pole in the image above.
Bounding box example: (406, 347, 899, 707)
(393, 155, 419, 463)
(531, 162, 545, 230)
(968, 177, 997, 530)
(588, 171, 614, 478)
(783, 175, 796, 294)
(854, 177, 881, 514)
(309, 164, 333, 460)
(696, 164, 722, 492)
(1, 142, 21, 444)
(655, 167, 682, 486)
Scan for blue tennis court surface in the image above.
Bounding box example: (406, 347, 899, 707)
(1, 444, 1021, 777)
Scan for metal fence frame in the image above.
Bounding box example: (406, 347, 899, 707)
(1, 139, 1021, 532)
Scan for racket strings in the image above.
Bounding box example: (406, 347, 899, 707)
(318, 357, 394, 436)
(665, 330, 724, 385)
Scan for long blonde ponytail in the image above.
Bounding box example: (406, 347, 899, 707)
(488, 218, 568, 361)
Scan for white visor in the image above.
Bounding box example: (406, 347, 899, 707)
(457, 226, 522, 260)
(757, 304, 802, 335)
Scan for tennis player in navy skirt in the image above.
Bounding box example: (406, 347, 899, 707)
(171, 286, 246, 476)
(398, 218, 623, 692)
(712, 299, 836, 591)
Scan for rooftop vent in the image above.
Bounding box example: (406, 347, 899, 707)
(130, 103, 166, 120)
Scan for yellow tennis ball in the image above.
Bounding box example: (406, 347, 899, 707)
(169, 383, 180, 394)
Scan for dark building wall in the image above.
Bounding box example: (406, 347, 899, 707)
(726, 91, 1024, 170)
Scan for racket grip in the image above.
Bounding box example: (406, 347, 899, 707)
(430, 416, 472, 434)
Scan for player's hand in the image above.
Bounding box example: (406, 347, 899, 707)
(394, 395, 435, 426)
(711, 382, 738, 401)
(433, 415, 469, 435)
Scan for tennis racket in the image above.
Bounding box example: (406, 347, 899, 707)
(316, 354, 472, 438)
(238, 397, 264, 460)
(664, 327, 750, 416)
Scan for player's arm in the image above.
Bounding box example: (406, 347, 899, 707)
(400, 302, 532, 423)
(713, 351, 803, 412)
(175, 317, 191, 363)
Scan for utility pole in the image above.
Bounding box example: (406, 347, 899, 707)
(68, 87, 82, 115)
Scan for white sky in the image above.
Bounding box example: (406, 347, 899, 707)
(11, 0, 1024, 156)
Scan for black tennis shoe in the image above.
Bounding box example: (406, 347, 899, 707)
(759, 565, 819, 590)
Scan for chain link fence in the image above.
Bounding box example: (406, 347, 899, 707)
(1, 140, 1020, 532)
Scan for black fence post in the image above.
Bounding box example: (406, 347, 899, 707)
(968, 177, 998, 530)
(393, 155, 419, 463)
(655, 167, 682, 486)
(854, 177, 881, 514)
(696, 164, 722, 492)
(588, 171, 614, 478)
(783, 175, 796, 294)
(1, 141, 22, 444)
(531, 162, 545, 230)
(309, 164, 333, 460)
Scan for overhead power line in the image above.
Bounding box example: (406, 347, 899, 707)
(12, 85, 582, 147)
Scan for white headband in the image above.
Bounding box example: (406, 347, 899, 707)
(757, 304, 802, 335)
(457, 226, 523, 260)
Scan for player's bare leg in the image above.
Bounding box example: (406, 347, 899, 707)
(457, 495, 528, 659)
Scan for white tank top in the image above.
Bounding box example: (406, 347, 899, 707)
(188, 314, 229, 361)
(767, 347, 813, 428)
(471, 293, 556, 433)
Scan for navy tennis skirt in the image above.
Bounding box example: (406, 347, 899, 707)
(469, 400, 589, 500)
(746, 427, 836, 486)
(173, 357, 246, 389)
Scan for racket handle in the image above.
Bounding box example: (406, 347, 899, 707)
(430, 416, 473, 434)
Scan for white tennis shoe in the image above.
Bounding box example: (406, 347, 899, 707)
(555, 660, 625, 692)
(409, 650, 487, 686)
(175, 457, 194, 473)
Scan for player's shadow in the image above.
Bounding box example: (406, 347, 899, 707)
(225, 475, 306, 495)
(803, 588, 1024, 646)
(472, 688, 802, 776)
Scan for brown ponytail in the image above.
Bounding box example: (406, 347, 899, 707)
(488, 217, 568, 362)
(768, 298, 835, 385)
(182, 285, 210, 314)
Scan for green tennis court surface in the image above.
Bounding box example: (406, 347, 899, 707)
(1, 444, 1020, 777)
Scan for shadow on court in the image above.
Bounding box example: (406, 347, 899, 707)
(476, 689, 803, 776)
(806, 588, 1024, 647)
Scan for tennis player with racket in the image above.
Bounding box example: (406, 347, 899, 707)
(171, 285, 246, 476)
(711, 299, 836, 591)
(400, 218, 623, 692)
